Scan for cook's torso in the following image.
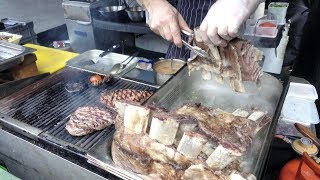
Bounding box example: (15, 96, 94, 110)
(166, 0, 216, 60)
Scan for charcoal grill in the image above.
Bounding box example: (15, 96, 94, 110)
(0, 67, 157, 156)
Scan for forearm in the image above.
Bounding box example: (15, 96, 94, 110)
(245, 0, 266, 11)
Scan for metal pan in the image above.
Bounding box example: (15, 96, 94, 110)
(153, 58, 185, 85)
(66, 50, 139, 77)
(145, 66, 289, 178)
(98, 5, 128, 22)
(0, 41, 35, 72)
(85, 66, 288, 180)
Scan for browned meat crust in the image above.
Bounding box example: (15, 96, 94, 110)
(65, 106, 114, 136)
(100, 89, 153, 109)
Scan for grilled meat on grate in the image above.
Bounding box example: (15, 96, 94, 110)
(66, 106, 114, 136)
(100, 89, 153, 109)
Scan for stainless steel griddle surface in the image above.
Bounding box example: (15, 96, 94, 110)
(0, 67, 157, 156)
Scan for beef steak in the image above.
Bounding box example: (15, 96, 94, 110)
(66, 106, 114, 136)
(100, 89, 153, 109)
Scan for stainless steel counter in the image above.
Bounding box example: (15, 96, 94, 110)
(0, 127, 114, 180)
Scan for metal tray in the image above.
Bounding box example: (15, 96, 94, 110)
(66, 50, 139, 76)
(0, 41, 35, 71)
(87, 130, 143, 180)
(145, 65, 289, 178)
(85, 66, 288, 179)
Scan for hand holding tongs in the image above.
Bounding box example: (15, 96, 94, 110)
(181, 30, 209, 58)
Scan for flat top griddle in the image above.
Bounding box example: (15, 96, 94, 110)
(0, 67, 157, 156)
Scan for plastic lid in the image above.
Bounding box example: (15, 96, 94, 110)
(287, 82, 318, 101)
(292, 138, 318, 156)
(281, 97, 320, 124)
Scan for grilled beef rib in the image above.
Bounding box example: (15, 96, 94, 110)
(188, 29, 263, 92)
(111, 101, 269, 179)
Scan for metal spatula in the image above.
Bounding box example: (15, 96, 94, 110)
(110, 52, 139, 75)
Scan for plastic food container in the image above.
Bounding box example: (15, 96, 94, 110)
(136, 59, 153, 71)
(286, 82, 318, 102)
(244, 19, 257, 36)
(255, 20, 278, 38)
(268, 2, 289, 25)
(0, 32, 22, 44)
(276, 119, 312, 137)
(281, 97, 319, 125)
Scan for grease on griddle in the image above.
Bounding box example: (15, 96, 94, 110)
(65, 82, 84, 93)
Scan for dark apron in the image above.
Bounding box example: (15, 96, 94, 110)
(165, 0, 216, 60)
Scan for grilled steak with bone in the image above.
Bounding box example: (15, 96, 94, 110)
(66, 106, 114, 136)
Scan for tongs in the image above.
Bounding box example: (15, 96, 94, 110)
(181, 30, 209, 58)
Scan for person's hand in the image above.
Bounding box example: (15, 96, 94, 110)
(143, 0, 192, 47)
(199, 0, 263, 47)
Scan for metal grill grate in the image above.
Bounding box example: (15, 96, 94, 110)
(0, 68, 157, 155)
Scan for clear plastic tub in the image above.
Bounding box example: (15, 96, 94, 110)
(255, 20, 278, 38)
(268, 2, 289, 25)
(244, 19, 257, 36)
(286, 82, 318, 102)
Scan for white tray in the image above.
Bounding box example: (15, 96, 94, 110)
(287, 82, 318, 102)
(282, 97, 319, 125)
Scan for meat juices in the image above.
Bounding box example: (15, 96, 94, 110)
(188, 29, 263, 92)
(65, 106, 114, 136)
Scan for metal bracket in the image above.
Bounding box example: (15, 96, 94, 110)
(0, 113, 42, 140)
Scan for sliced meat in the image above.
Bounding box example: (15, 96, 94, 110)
(66, 106, 114, 136)
(100, 89, 153, 109)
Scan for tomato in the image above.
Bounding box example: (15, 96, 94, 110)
(259, 22, 276, 28)
(90, 74, 103, 86)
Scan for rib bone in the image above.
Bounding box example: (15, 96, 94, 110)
(149, 114, 180, 145)
(177, 131, 207, 159)
(206, 145, 242, 170)
(123, 104, 151, 134)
